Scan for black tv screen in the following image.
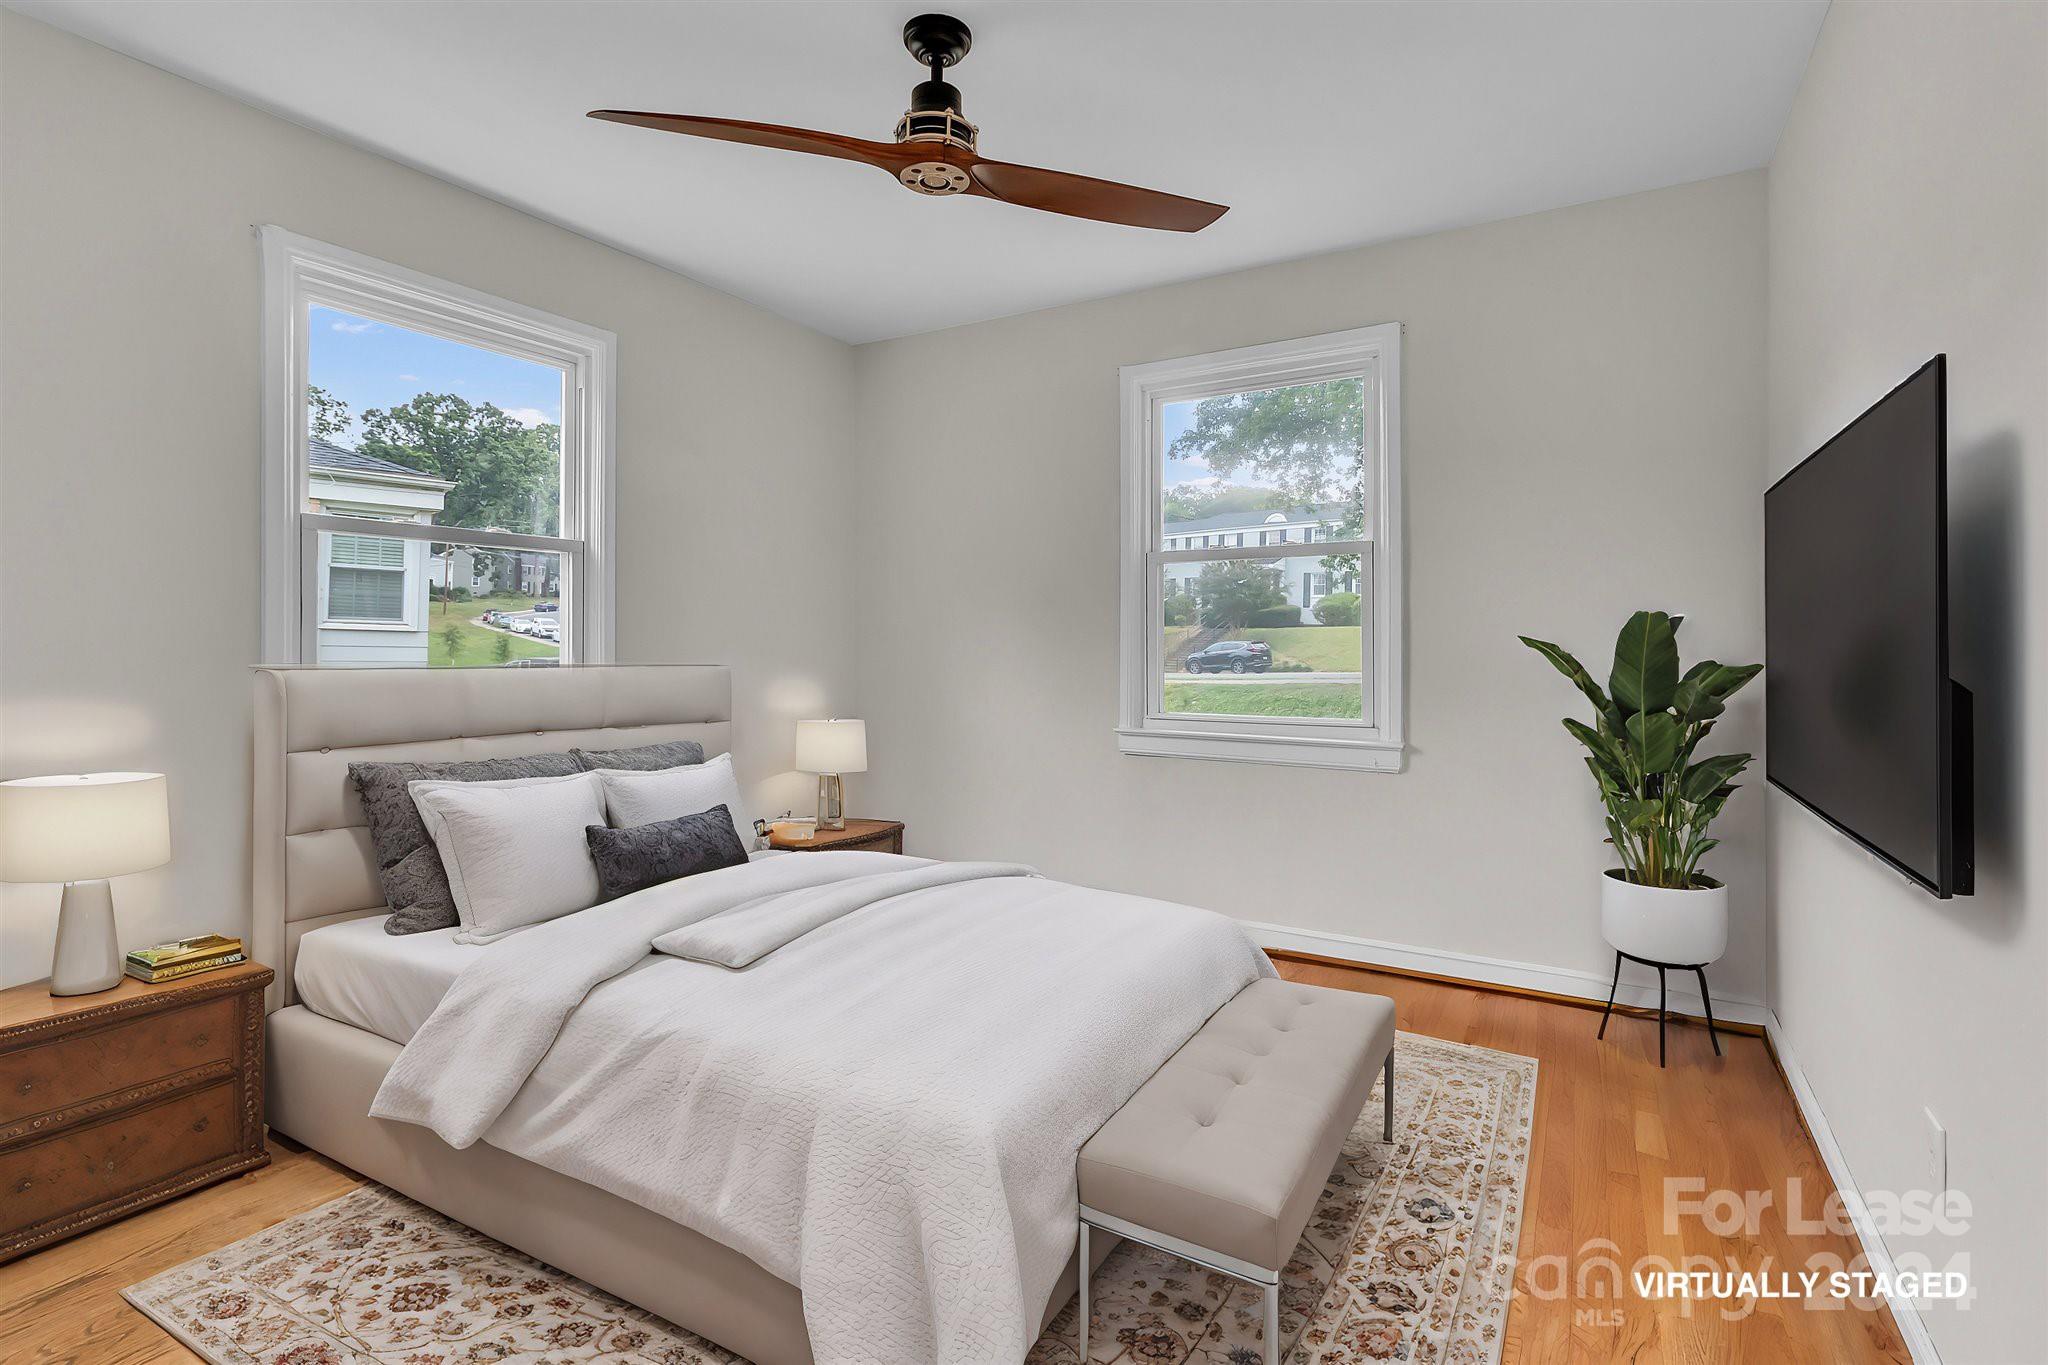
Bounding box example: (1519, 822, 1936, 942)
(1764, 355, 1971, 897)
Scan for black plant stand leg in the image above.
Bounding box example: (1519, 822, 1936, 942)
(1597, 951, 1622, 1040)
(1657, 967, 1668, 1068)
(1694, 966, 1723, 1057)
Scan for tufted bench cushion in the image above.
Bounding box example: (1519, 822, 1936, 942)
(1078, 978, 1396, 1272)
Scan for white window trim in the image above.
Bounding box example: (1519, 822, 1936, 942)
(1116, 323, 1404, 772)
(259, 226, 617, 664)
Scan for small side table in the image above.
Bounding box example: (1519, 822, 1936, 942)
(768, 819, 904, 855)
(0, 960, 273, 1262)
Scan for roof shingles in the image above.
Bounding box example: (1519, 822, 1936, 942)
(307, 435, 441, 481)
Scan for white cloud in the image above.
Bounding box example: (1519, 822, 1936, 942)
(398, 373, 421, 383)
(330, 319, 377, 334)
(504, 407, 554, 428)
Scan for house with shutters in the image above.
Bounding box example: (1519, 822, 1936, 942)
(1160, 504, 1361, 622)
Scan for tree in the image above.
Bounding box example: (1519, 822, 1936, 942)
(1163, 482, 1291, 524)
(1194, 561, 1286, 630)
(439, 622, 464, 662)
(357, 394, 561, 534)
(493, 633, 514, 666)
(1167, 377, 1366, 579)
(307, 385, 352, 441)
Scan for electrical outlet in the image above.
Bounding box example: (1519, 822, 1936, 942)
(1924, 1107, 1947, 1195)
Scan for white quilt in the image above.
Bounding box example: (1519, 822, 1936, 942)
(371, 852, 1273, 1365)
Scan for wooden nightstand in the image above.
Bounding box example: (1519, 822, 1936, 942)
(768, 818, 905, 854)
(0, 960, 272, 1263)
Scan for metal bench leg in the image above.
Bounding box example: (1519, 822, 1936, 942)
(1077, 1221, 1090, 1361)
(1382, 1050, 1394, 1142)
(1264, 1279, 1280, 1365)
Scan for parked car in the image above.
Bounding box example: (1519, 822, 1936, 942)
(531, 620, 561, 642)
(508, 617, 537, 635)
(533, 601, 559, 613)
(1184, 640, 1272, 674)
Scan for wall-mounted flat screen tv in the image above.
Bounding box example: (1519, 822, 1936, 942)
(1764, 355, 1972, 897)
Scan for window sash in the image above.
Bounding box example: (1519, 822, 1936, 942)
(260, 226, 615, 667)
(1117, 323, 1404, 772)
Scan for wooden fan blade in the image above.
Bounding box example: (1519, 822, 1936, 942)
(966, 158, 1228, 232)
(586, 111, 914, 172)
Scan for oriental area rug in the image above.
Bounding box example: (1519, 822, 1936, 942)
(126, 1033, 1536, 1365)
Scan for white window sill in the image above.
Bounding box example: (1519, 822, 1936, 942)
(320, 620, 416, 632)
(1115, 726, 1405, 772)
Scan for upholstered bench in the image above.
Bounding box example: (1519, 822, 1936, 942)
(1076, 979, 1397, 1365)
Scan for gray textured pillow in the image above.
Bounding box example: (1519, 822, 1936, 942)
(572, 738, 706, 772)
(585, 804, 748, 903)
(350, 751, 581, 934)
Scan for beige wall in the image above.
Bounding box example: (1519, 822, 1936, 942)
(0, 12, 859, 985)
(851, 172, 1771, 1007)
(1766, 3, 2048, 1358)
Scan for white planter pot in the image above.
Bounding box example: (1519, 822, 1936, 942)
(1600, 871, 1728, 966)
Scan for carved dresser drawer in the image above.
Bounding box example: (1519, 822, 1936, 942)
(0, 961, 272, 1263)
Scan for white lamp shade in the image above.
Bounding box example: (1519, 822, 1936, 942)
(794, 719, 867, 774)
(0, 772, 171, 883)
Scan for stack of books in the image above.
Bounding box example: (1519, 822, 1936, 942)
(124, 934, 246, 984)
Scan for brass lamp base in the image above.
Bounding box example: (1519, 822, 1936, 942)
(815, 773, 845, 831)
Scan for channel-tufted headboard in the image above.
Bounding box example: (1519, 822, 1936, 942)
(251, 665, 732, 1012)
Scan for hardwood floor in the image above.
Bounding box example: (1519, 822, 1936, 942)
(0, 962, 1909, 1365)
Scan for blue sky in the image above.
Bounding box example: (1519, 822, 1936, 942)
(308, 306, 564, 445)
(1161, 398, 1280, 490)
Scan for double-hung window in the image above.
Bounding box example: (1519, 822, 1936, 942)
(260, 228, 616, 668)
(1118, 324, 1404, 771)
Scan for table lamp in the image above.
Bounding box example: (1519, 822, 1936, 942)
(793, 720, 866, 831)
(0, 772, 171, 995)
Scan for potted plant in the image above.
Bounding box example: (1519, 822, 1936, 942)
(1519, 612, 1759, 967)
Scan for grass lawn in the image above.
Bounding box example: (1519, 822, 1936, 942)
(1161, 624, 1361, 672)
(1241, 626, 1360, 672)
(426, 591, 559, 667)
(1163, 681, 1362, 718)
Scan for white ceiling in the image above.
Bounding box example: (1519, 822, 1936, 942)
(12, 1, 1825, 343)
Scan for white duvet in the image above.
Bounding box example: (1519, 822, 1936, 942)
(371, 851, 1273, 1365)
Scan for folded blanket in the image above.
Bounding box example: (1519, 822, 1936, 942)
(653, 860, 1037, 968)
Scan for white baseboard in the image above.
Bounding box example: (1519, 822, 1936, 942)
(1241, 919, 1770, 1027)
(1764, 1016, 1942, 1365)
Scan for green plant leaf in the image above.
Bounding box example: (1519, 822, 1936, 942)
(1609, 611, 1680, 716)
(1562, 717, 1628, 778)
(1673, 677, 1726, 725)
(1520, 635, 1625, 730)
(1680, 752, 1753, 803)
(1625, 710, 1682, 773)
(1680, 660, 1763, 701)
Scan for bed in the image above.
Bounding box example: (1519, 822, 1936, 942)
(253, 665, 1273, 1365)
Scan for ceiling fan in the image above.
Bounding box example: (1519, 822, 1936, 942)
(587, 13, 1228, 233)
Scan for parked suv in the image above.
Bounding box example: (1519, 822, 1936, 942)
(1184, 640, 1272, 674)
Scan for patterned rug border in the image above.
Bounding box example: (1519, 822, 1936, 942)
(124, 1030, 1538, 1365)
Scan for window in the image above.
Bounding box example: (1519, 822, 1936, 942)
(260, 228, 615, 667)
(1118, 324, 1403, 771)
(325, 534, 408, 623)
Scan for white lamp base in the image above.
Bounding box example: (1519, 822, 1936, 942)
(51, 878, 122, 996)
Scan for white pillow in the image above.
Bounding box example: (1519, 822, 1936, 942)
(593, 752, 749, 845)
(409, 770, 607, 944)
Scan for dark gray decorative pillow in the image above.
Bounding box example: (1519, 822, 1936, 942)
(572, 738, 706, 772)
(350, 751, 581, 934)
(585, 804, 748, 903)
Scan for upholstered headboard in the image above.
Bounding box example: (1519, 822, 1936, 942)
(252, 665, 732, 1012)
